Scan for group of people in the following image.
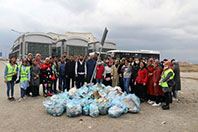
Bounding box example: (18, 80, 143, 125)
(4, 52, 181, 110)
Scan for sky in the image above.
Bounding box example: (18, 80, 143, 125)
(0, 0, 198, 63)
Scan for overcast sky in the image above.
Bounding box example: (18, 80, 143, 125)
(0, 0, 198, 63)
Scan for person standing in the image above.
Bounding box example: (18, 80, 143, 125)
(171, 59, 181, 101)
(135, 61, 148, 102)
(63, 52, 70, 63)
(131, 58, 140, 94)
(58, 57, 66, 92)
(86, 54, 96, 83)
(152, 61, 164, 106)
(18, 58, 31, 102)
(26, 53, 33, 96)
(111, 60, 119, 87)
(52, 56, 59, 94)
(159, 61, 175, 110)
(95, 60, 105, 84)
(122, 59, 132, 94)
(41, 57, 55, 97)
(65, 55, 76, 90)
(4, 56, 18, 101)
(118, 58, 125, 91)
(146, 58, 155, 104)
(75, 55, 87, 88)
(35, 53, 42, 69)
(104, 62, 112, 86)
(30, 59, 40, 97)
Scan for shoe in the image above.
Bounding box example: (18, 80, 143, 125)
(47, 93, 52, 96)
(173, 98, 178, 101)
(162, 105, 170, 110)
(11, 97, 16, 101)
(152, 102, 161, 107)
(18, 98, 23, 102)
(44, 94, 47, 97)
(147, 100, 154, 105)
(8, 97, 12, 101)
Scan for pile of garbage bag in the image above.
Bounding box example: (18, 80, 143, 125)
(43, 83, 141, 118)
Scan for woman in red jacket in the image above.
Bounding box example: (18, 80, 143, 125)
(135, 61, 148, 102)
(152, 60, 164, 107)
(95, 60, 105, 84)
(146, 58, 155, 104)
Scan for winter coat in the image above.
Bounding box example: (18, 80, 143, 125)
(122, 65, 132, 78)
(86, 59, 96, 75)
(152, 67, 164, 96)
(111, 64, 119, 87)
(96, 64, 105, 79)
(172, 62, 181, 91)
(30, 65, 40, 86)
(146, 65, 154, 95)
(135, 68, 148, 84)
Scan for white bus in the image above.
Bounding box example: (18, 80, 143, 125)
(107, 50, 160, 60)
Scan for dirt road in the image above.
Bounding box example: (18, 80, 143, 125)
(0, 61, 197, 132)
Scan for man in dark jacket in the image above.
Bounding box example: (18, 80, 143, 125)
(171, 59, 181, 100)
(58, 57, 66, 92)
(131, 58, 140, 94)
(75, 55, 87, 88)
(65, 55, 75, 91)
(86, 54, 96, 83)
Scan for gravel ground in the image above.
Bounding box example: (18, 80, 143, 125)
(0, 61, 197, 132)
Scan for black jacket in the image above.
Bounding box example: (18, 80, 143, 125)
(65, 60, 75, 77)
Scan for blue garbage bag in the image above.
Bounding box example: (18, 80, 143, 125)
(98, 101, 111, 115)
(123, 94, 141, 113)
(82, 105, 90, 116)
(108, 106, 124, 118)
(89, 103, 99, 118)
(43, 100, 64, 116)
(66, 100, 82, 117)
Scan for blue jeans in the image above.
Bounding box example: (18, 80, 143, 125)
(21, 88, 26, 98)
(173, 90, 178, 98)
(6, 81, 14, 97)
(123, 78, 131, 94)
(59, 75, 66, 91)
(96, 79, 103, 84)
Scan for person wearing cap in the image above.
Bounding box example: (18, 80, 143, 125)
(41, 57, 55, 97)
(17, 58, 31, 102)
(4, 56, 18, 101)
(159, 61, 175, 110)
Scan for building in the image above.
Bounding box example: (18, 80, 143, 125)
(9, 32, 117, 59)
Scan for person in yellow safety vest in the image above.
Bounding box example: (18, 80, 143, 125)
(159, 61, 175, 110)
(4, 56, 18, 101)
(17, 58, 31, 102)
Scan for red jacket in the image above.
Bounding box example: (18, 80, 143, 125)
(153, 67, 164, 96)
(96, 64, 105, 79)
(135, 68, 148, 84)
